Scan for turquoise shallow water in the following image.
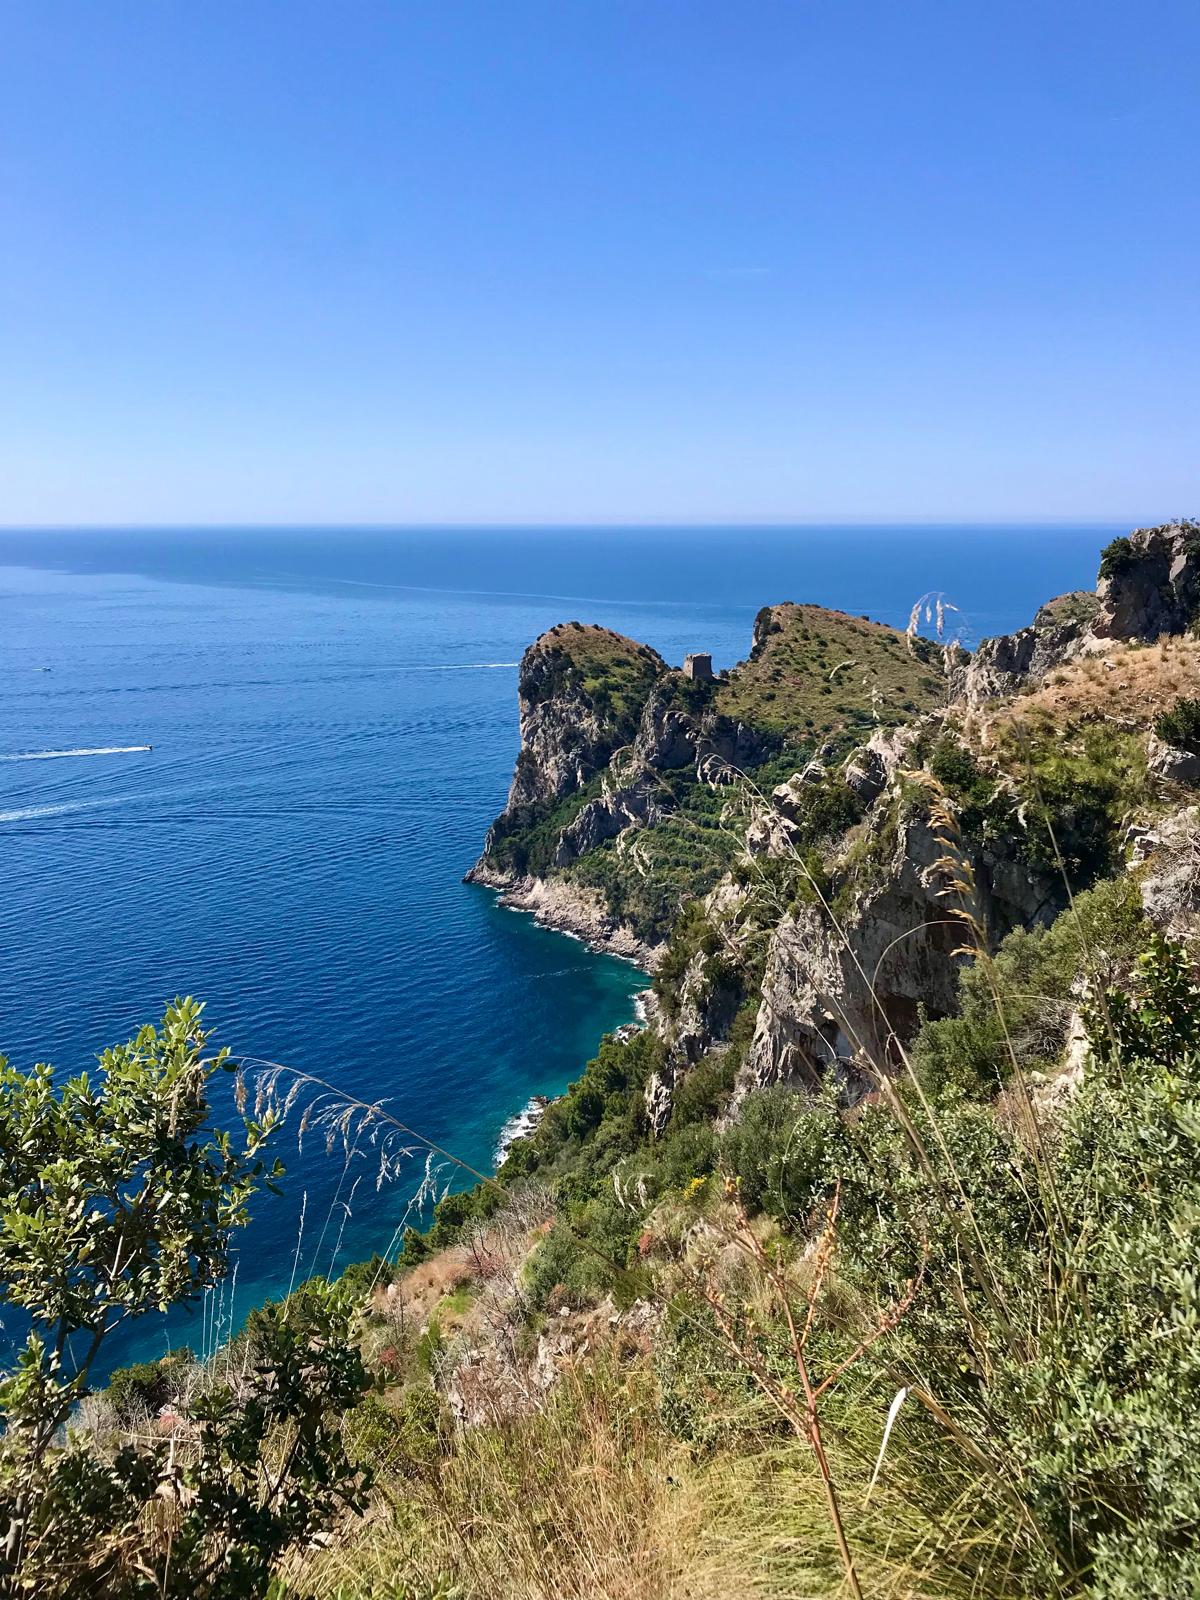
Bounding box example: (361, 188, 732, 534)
(0, 524, 1111, 1367)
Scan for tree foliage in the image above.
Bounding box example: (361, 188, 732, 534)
(1154, 695, 1200, 756)
(0, 999, 371, 1598)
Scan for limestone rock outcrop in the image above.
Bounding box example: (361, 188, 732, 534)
(736, 794, 1059, 1103)
(1093, 522, 1200, 644)
(643, 881, 752, 1133)
(954, 592, 1098, 705)
(953, 523, 1200, 707)
(497, 624, 666, 818)
(1136, 805, 1200, 938)
(1147, 734, 1200, 789)
(553, 776, 663, 866)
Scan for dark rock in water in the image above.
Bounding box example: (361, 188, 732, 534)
(495, 1094, 554, 1165)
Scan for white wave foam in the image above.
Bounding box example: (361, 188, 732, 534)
(495, 1094, 552, 1166)
(0, 800, 88, 822)
(0, 745, 152, 761)
(0, 791, 144, 823)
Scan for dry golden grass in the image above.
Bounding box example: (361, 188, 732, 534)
(374, 1247, 475, 1330)
(307, 1352, 761, 1600)
(970, 636, 1200, 746)
(307, 1331, 1019, 1600)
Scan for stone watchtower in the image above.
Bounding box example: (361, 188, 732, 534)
(682, 652, 714, 681)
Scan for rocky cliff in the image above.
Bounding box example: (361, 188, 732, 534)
(470, 600, 951, 952)
(482, 622, 665, 825)
(474, 522, 1200, 1141)
(956, 520, 1200, 704)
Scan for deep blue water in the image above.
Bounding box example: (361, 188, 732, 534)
(0, 524, 1113, 1369)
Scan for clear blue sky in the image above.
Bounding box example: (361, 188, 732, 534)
(1, 2, 1197, 525)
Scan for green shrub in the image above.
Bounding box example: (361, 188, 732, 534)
(524, 1220, 610, 1311)
(667, 1026, 749, 1129)
(1154, 696, 1200, 756)
(364, 1385, 448, 1483)
(644, 1119, 717, 1192)
(1098, 534, 1137, 581)
(338, 1252, 400, 1301)
(720, 1084, 837, 1223)
(926, 734, 1016, 848)
(1002, 938, 1200, 1594)
(1002, 719, 1146, 885)
(911, 874, 1147, 1102)
(0, 1001, 373, 1598)
(771, 935, 1200, 1597)
(106, 1348, 194, 1424)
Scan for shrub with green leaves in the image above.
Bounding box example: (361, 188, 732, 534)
(106, 1346, 195, 1425)
(1153, 695, 1200, 756)
(1004, 938, 1200, 1595)
(0, 1000, 371, 1599)
(1098, 534, 1138, 582)
(719, 1083, 836, 1222)
(998, 718, 1146, 884)
(911, 874, 1148, 1102)
(774, 935, 1200, 1597)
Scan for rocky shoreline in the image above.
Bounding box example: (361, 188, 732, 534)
(464, 862, 662, 970)
(467, 864, 659, 1170)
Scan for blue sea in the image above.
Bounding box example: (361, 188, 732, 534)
(0, 524, 1114, 1369)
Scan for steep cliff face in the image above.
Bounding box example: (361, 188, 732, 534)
(738, 785, 1059, 1103)
(493, 623, 666, 822)
(643, 877, 755, 1131)
(549, 677, 706, 870)
(465, 622, 668, 955)
(957, 522, 1200, 705)
(1094, 521, 1200, 642)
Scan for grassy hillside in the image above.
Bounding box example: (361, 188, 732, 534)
(481, 604, 952, 945)
(31, 570, 1200, 1598)
(716, 603, 947, 741)
(531, 621, 665, 739)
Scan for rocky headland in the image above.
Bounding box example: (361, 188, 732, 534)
(470, 522, 1200, 1128)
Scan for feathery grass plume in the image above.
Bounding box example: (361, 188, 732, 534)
(907, 589, 964, 653)
(241, 1055, 494, 1200)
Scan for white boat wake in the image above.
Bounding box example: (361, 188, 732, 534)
(0, 745, 153, 761)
